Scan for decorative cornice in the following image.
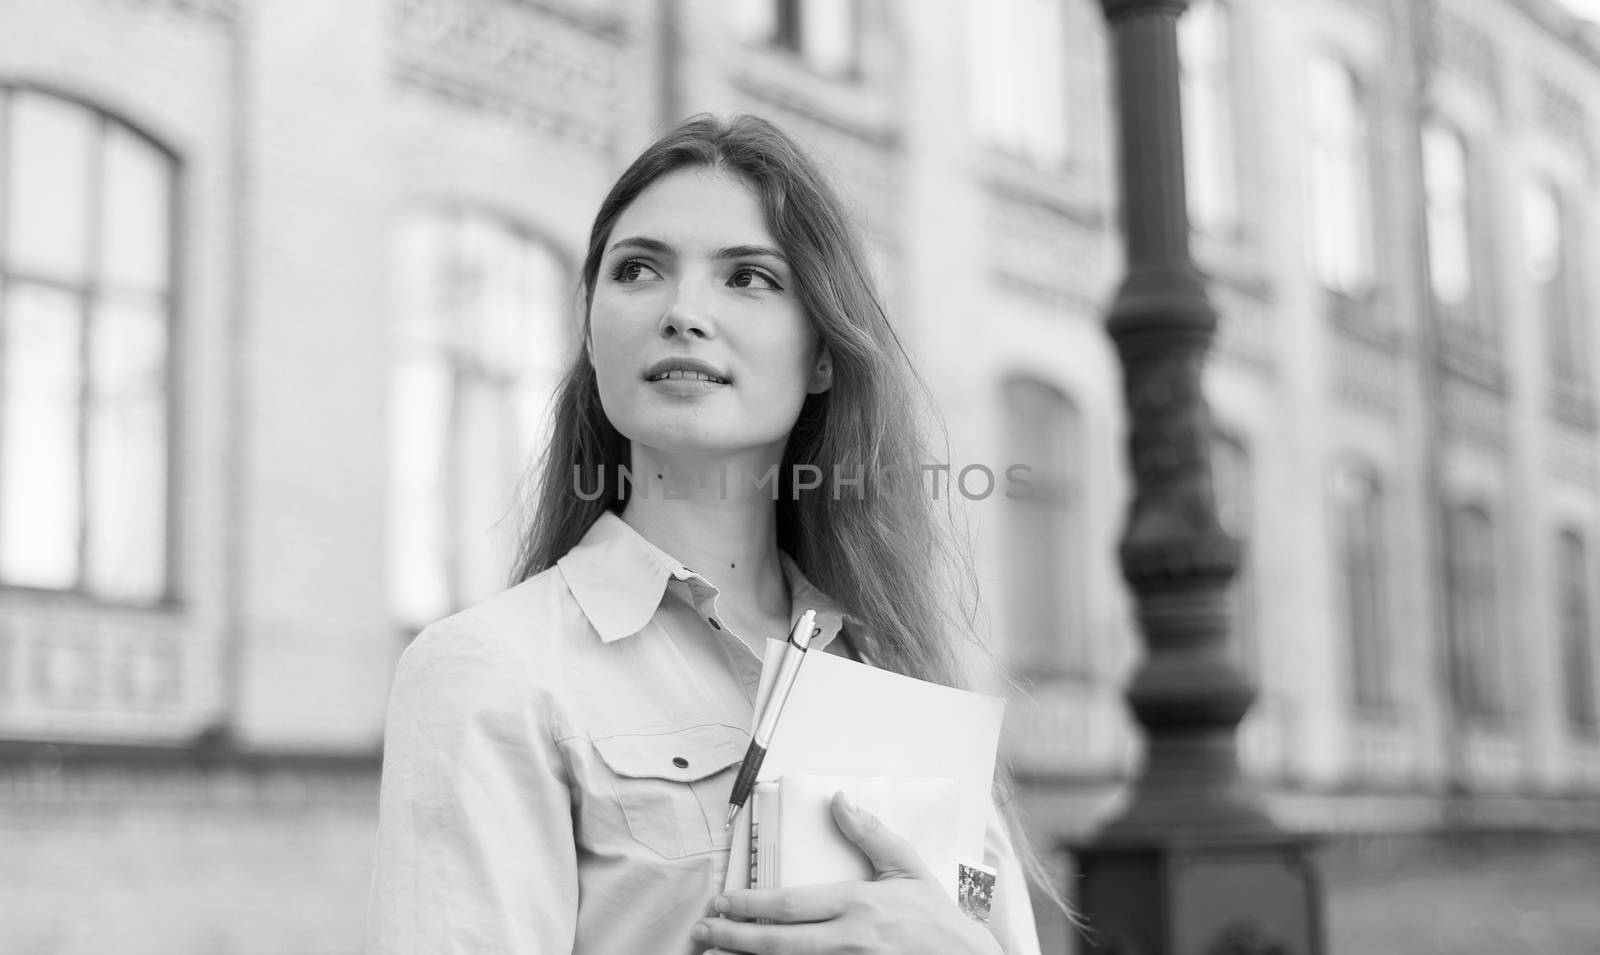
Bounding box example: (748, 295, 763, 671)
(389, 0, 624, 153)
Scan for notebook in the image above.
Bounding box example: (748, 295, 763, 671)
(723, 638, 1006, 897)
(749, 774, 962, 899)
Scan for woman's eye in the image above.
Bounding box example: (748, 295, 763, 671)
(729, 267, 781, 291)
(609, 259, 660, 283)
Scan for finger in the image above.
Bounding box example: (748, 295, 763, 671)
(695, 916, 831, 955)
(829, 791, 936, 882)
(715, 884, 852, 923)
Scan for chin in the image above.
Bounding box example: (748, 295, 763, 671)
(616, 417, 790, 462)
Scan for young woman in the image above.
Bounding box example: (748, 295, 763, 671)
(367, 114, 1045, 955)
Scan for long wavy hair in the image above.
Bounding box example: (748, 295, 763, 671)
(511, 113, 980, 690)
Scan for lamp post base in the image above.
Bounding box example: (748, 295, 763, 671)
(1068, 832, 1325, 955)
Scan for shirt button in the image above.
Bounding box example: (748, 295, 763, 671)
(673, 756, 690, 769)
(708, 617, 722, 630)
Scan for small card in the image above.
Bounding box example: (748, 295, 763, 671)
(957, 862, 996, 923)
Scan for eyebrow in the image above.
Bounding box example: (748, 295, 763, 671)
(606, 236, 788, 263)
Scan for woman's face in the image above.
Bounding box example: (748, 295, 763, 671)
(588, 166, 829, 461)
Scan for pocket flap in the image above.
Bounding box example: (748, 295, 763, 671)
(592, 722, 748, 783)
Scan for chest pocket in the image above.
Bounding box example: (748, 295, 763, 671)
(591, 722, 748, 859)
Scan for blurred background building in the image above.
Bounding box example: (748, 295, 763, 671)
(2, 0, 1599, 951)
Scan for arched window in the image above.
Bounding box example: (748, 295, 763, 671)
(1180, 0, 1239, 238)
(1211, 430, 1256, 671)
(1305, 55, 1374, 298)
(1422, 122, 1477, 327)
(1002, 377, 1084, 677)
(0, 87, 176, 603)
(1523, 178, 1582, 384)
(1333, 464, 1390, 712)
(390, 208, 569, 629)
(1557, 529, 1599, 732)
(1444, 503, 1505, 720)
(967, 0, 1070, 170)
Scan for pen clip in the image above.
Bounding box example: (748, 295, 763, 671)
(788, 608, 819, 651)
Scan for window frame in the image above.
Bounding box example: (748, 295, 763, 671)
(1557, 527, 1600, 734)
(388, 203, 573, 633)
(0, 82, 184, 609)
(1523, 176, 1585, 388)
(1421, 118, 1482, 334)
(1179, 0, 1241, 241)
(1303, 51, 1377, 303)
(966, 0, 1073, 172)
(1333, 463, 1393, 715)
(1000, 374, 1087, 680)
(1211, 427, 1257, 674)
(1444, 501, 1509, 724)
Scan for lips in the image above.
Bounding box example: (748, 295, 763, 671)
(644, 357, 731, 384)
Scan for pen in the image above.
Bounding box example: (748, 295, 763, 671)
(724, 608, 818, 829)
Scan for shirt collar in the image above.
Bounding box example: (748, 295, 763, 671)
(555, 510, 856, 649)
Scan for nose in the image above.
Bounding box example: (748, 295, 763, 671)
(658, 278, 715, 340)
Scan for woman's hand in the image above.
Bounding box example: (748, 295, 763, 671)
(693, 792, 1002, 955)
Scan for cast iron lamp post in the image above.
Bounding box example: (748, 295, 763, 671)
(1068, 2, 1325, 952)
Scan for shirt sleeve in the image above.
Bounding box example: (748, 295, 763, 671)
(981, 796, 1044, 955)
(365, 622, 578, 955)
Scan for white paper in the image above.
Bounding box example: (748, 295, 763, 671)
(724, 639, 1005, 894)
(756, 774, 962, 900)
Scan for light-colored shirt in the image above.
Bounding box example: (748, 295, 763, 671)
(365, 511, 1041, 955)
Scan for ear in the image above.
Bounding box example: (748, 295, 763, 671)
(807, 345, 834, 395)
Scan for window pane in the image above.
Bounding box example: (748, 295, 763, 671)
(391, 211, 569, 624)
(1004, 379, 1080, 674)
(394, 214, 448, 349)
(455, 377, 521, 607)
(1337, 469, 1387, 709)
(1524, 181, 1577, 377)
(85, 294, 168, 601)
(0, 283, 83, 588)
(1523, 181, 1562, 284)
(100, 125, 175, 294)
(1182, 0, 1237, 236)
(801, 0, 855, 77)
(1306, 57, 1372, 295)
(517, 244, 569, 466)
(461, 213, 531, 374)
(390, 352, 452, 626)
(966, 0, 1000, 144)
(1560, 532, 1598, 728)
(7, 93, 95, 282)
(968, 0, 1067, 168)
(1423, 124, 1472, 308)
(1212, 434, 1255, 669)
(1448, 507, 1502, 718)
(735, 0, 778, 42)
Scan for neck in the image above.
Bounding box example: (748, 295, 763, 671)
(619, 444, 791, 642)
